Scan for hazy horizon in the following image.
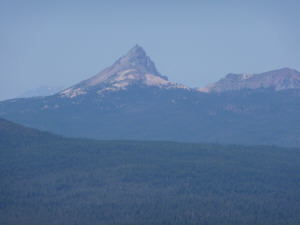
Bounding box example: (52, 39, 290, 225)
(1, 0, 300, 100)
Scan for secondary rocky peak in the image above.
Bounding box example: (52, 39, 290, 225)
(199, 68, 300, 93)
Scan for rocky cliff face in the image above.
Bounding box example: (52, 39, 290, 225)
(199, 68, 300, 93)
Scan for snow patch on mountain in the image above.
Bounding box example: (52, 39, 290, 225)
(61, 88, 86, 98)
(241, 74, 253, 80)
(144, 74, 169, 86)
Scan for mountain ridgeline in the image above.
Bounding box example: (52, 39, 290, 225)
(199, 67, 300, 93)
(1, 45, 300, 146)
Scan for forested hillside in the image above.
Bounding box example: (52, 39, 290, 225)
(1, 118, 300, 225)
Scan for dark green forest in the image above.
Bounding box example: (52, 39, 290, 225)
(1, 118, 300, 225)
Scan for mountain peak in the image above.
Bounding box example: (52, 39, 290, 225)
(112, 45, 161, 77)
(60, 46, 189, 98)
(119, 45, 147, 66)
(126, 44, 146, 58)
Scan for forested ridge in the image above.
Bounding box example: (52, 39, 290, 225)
(1, 118, 300, 225)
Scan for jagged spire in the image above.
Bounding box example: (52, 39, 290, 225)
(66, 45, 170, 91)
(126, 44, 146, 57)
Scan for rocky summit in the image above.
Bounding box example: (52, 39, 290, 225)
(1, 46, 300, 147)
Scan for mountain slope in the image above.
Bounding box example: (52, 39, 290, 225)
(0, 117, 53, 147)
(1, 46, 300, 147)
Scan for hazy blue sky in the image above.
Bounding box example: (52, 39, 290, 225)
(1, 0, 300, 100)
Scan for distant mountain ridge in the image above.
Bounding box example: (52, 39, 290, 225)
(199, 68, 300, 93)
(1, 45, 300, 147)
(18, 85, 66, 98)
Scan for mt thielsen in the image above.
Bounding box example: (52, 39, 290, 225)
(1, 45, 300, 146)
